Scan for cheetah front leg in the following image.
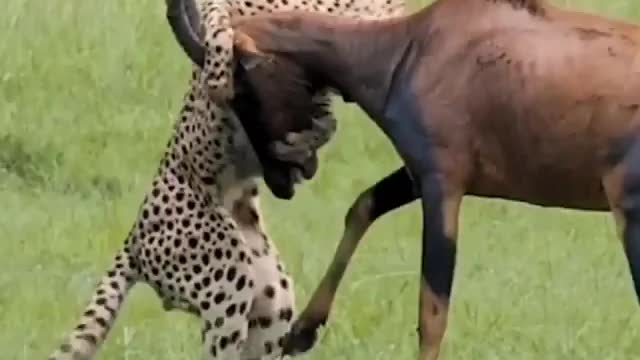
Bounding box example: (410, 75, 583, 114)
(241, 265, 296, 360)
(229, 186, 297, 360)
(198, 0, 236, 103)
(201, 316, 248, 359)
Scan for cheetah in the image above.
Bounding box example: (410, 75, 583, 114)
(47, 0, 405, 359)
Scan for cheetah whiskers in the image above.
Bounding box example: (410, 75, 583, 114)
(48, 249, 138, 360)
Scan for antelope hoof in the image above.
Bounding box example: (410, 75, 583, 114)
(282, 317, 326, 356)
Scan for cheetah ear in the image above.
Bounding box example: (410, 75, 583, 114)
(233, 31, 268, 70)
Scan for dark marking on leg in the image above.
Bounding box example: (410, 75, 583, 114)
(420, 176, 456, 298)
(376, 45, 460, 359)
(417, 188, 461, 360)
(606, 132, 638, 168)
(620, 139, 640, 302)
(418, 280, 448, 360)
(370, 167, 417, 220)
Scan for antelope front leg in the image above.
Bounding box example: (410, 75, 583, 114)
(376, 57, 463, 358)
(416, 186, 461, 360)
(282, 167, 418, 356)
(604, 139, 640, 305)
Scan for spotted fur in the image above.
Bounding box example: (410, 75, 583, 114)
(47, 0, 405, 358)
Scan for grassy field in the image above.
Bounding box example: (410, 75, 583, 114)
(3, 0, 640, 359)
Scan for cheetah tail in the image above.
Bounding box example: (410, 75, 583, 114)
(48, 250, 138, 360)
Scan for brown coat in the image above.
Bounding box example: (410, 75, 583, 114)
(167, 1, 640, 359)
(219, 0, 640, 211)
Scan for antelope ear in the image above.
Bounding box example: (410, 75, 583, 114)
(233, 31, 267, 70)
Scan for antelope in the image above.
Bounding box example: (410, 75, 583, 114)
(169, 0, 640, 358)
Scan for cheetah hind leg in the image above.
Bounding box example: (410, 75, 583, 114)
(48, 250, 137, 360)
(240, 289, 296, 359)
(201, 315, 248, 359)
(241, 272, 296, 359)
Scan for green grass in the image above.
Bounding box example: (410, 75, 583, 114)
(2, 0, 640, 359)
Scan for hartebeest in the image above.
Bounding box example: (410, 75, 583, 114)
(169, 0, 640, 358)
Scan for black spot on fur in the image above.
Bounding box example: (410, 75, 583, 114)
(280, 278, 289, 289)
(214, 292, 226, 304)
(279, 308, 293, 321)
(236, 275, 246, 291)
(213, 268, 224, 281)
(219, 336, 229, 350)
(230, 330, 240, 343)
(193, 264, 203, 274)
(258, 316, 272, 328)
(264, 285, 275, 298)
(226, 266, 237, 281)
(95, 317, 108, 328)
(214, 316, 224, 328)
(225, 303, 237, 317)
